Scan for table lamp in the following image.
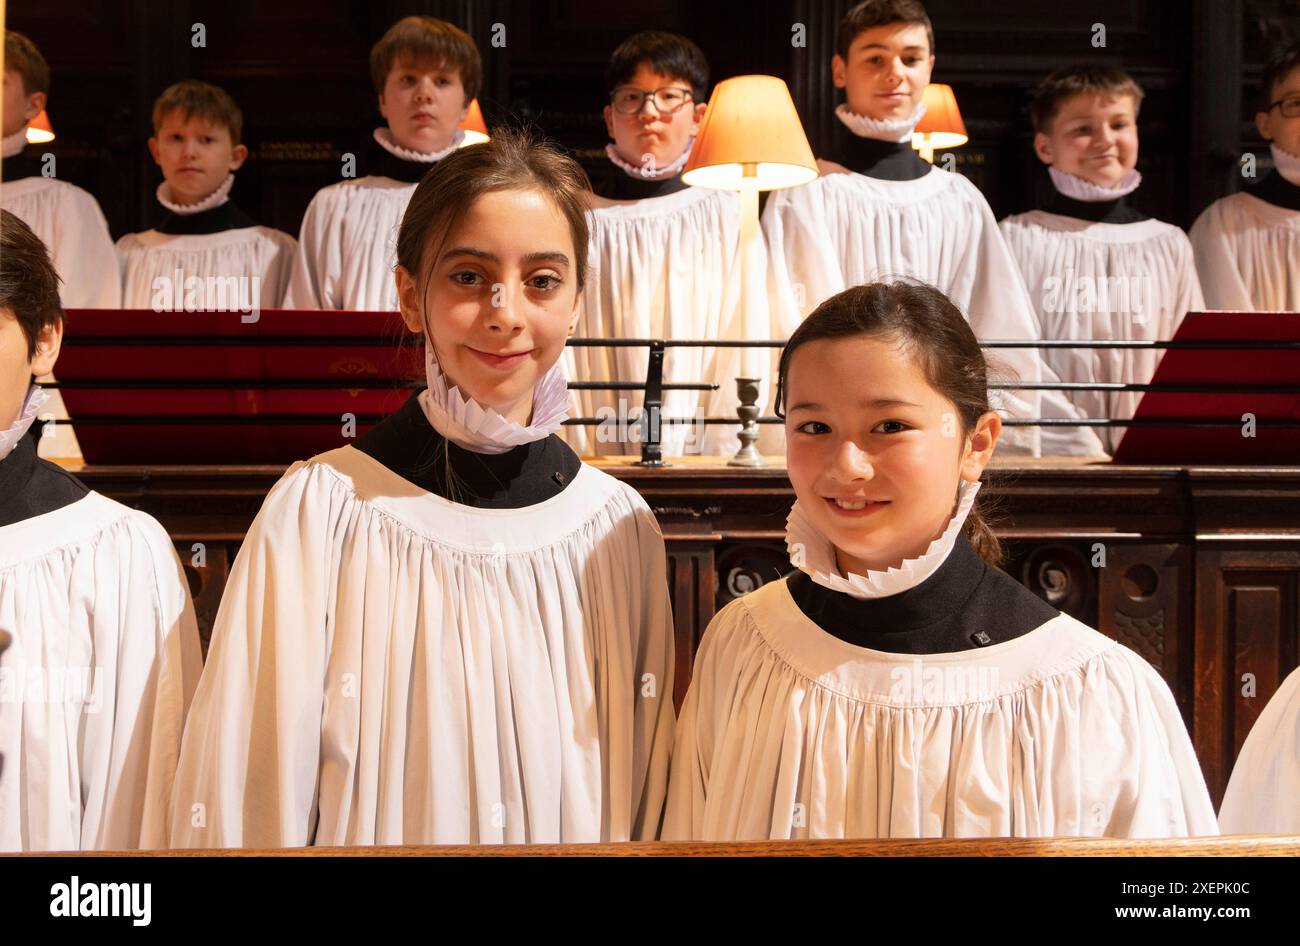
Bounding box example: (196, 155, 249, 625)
(459, 99, 489, 146)
(682, 74, 817, 466)
(27, 109, 55, 144)
(912, 83, 967, 163)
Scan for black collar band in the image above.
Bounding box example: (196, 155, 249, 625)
(834, 135, 931, 181)
(1, 147, 46, 182)
(365, 138, 442, 184)
(1247, 170, 1300, 212)
(0, 427, 90, 527)
(353, 389, 582, 509)
(155, 199, 258, 235)
(1042, 188, 1149, 224)
(596, 168, 688, 200)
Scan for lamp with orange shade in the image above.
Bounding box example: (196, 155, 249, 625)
(27, 109, 55, 144)
(459, 99, 489, 146)
(681, 75, 818, 465)
(912, 83, 967, 163)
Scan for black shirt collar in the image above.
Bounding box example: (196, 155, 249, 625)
(595, 166, 688, 200)
(786, 536, 1059, 654)
(155, 199, 259, 235)
(353, 389, 583, 509)
(1246, 169, 1300, 212)
(1041, 187, 1150, 224)
(0, 426, 90, 528)
(833, 135, 931, 181)
(364, 137, 442, 184)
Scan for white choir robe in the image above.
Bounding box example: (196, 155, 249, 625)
(168, 445, 675, 848)
(0, 176, 122, 308)
(762, 162, 1106, 457)
(282, 176, 414, 311)
(1190, 192, 1300, 311)
(2, 176, 121, 461)
(116, 226, 297, 310)
(1000, 212, 1205, 454)
(0, 493, 203, 851)
(563, 188, 771, 459)
(1218, 666, 1300, 834)
(663, 578, 1219, 840)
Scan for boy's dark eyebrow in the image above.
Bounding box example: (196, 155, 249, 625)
(788, 398, 921, 412)
(853, 43, 927, 54)
(440, 247, 571, 267)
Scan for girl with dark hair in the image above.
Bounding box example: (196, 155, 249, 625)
(663, 281, 1216, 840)
(171, 129, 674, 848)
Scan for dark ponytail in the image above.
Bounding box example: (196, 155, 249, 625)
(775, 280, 1005, 568)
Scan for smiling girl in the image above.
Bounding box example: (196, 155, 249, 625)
(170, 130, 674, 848)
(662, 281, 1217, 840)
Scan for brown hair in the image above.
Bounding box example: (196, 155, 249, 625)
(3, 31, 50, 96)
(396, 126, 591, 311)
(0, 209, 64, 360)
(151, 79, 244, 144)
(1261, 42, 1300, 112)
(1029, 64, 1145, 134)
(775, 281, 1004, 567)
(836, 0, 934, 61)
(370, 15, 482, 105)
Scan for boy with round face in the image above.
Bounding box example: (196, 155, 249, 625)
(1000, 65, 1205, 455)
(0, 32, 120, 311)
(0, 210, 202, 852)
(283, 15, 480, 311)
(1190, 43, 1300, 311)
(761, 0, 1104, 457)
(566, 31, 768, 459)
(115, 81, 297, 311)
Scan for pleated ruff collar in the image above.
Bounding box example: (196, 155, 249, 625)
(418, 347, 570, 455)
(156, 173, 234, 215)
(374, 126, 465, 163)
(0, 385, 50, 461)
(1272, 143, 1300, 187)
(835, 101, 927, 143)
(1048, 166, 1142, 201)
(785, 478, 981, 600)
(605, 138, 694, 181)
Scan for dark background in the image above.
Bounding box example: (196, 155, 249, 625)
(7, 0, 1299, 241)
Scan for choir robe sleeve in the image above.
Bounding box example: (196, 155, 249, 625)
(1189, 202, 1255, 310)
(625, 499, 676, 840)
(282, 191, 337, 309)
(46, 185, 122, 309)
(168, 462, 332, 848)
(0, 497, 202, 851)
(1218, 666, 1300, 834)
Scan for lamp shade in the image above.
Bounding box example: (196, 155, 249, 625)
(459, 99, 489, 145)
(26, 109, 55, 144)
(912, 84, 967, 153)
(682, 75, 817, 191)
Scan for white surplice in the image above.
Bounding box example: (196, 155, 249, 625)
(0, 494, 202, 851)
(1218, 665, 1300, 835)
(168, 444, 675, 848)
(1190, 192, 1300, 311)
(117, 226, 297, 310)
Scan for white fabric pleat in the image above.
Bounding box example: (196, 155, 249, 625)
(0, 494, 203, 851)
(1000, 212, 1205, 453)
(1190, 191, 1300, 311)
(168, 445, 675, 848)
(116, 226, 297, 310)
(1218, 665, 1300, 834)
(663, 577, 1219, 840)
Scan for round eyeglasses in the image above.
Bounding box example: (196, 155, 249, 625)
(610, 86, 695, 116)
(1267, 96, 1300, 118)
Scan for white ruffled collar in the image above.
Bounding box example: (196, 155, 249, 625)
(1272, 143, 1300, 187)
(835, 101, 927, 143)
(1, 126, 29, 159)
(1048, 165, 1142, 201)
(0, 384, 51, 461)
(605, 138, 694, 181)
(373, 126, 465, 164)
(157, 172, 234, 215)
(785, 478, 981, 600)
(418, 347, 570, 454)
